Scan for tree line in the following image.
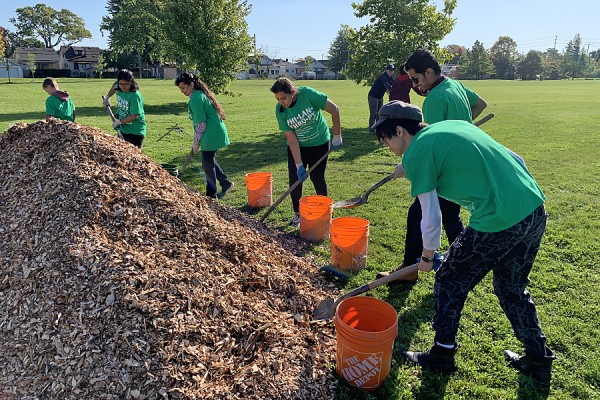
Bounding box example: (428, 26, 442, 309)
(3, 1, 599, 91)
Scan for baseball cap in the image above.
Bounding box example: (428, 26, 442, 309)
(386, 64, 395, 70)
(370, 100, 423, 131)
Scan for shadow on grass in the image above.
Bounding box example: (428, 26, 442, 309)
(171, 127, 383, 183)
(517, 375, 550, 399)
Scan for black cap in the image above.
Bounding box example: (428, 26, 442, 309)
(386, 64, 395, 70)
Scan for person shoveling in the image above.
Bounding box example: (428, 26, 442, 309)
(366, 100, 554, 386)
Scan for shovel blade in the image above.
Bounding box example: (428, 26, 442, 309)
(332, 196, 366, 209)
(312, 297, 336, 321)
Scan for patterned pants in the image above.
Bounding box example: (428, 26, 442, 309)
(433, 205, 549, 357)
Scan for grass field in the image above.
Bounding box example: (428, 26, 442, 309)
(1, 77, 599, 399)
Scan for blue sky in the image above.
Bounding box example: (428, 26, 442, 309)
(2, 0, 599, 61)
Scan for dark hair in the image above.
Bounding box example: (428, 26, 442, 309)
(42, 77, 58, 88)
(404, 49, 441, 75)
(398, 64, 408, 76)
(375, 118, 426, 143)
(116, 69, 139, 92)
(270, 77, 295, 94)
(175, 72, 225, 120)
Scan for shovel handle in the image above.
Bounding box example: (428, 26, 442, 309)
(102, 96, 124, 140)
(332, 251, 449, 307)
(474, 113, 494, 127)
(180, 149, 195, 175)
(364, 173, 394, 197)
(260, 148, 333, 223)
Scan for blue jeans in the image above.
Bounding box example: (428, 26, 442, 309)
(433, 205, 549, 357)
(201, 150, 231, 197)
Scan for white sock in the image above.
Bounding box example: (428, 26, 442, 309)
(436, 342, 455, 349)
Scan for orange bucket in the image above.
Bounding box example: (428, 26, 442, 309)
(330, 217, 370, 272)
(335, 296, 398, 390)
(245, 172, 272, 208)
(299, 195, 333, 242)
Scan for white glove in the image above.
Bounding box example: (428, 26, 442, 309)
(103, 97, 111, 108)
(392, 163, 405, 179)
(112, 120, 122, 129)
(332, 135, 343, 151)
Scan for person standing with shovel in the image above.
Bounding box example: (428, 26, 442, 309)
(102, 69, 146, 148)
(270, 77, 342, 227)
(175, 73, 234, 199)
(378, 49, 488, 282)
(372, 100, 554, 386)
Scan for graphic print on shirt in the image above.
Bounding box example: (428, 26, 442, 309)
(287, 107, 320, 143)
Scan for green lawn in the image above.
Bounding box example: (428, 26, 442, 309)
(1, 77, 599, 399)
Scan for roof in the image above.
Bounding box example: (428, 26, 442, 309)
(14, 47, 59, 63)
(63, 46, 102, 63)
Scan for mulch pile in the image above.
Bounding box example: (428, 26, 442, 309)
(0, 121, 339, 399)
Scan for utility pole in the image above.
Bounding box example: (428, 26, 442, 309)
(553, 35, 557, 51)
(586, 42, 591, 56)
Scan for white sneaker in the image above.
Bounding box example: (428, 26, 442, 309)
(289, 214, 301, 227)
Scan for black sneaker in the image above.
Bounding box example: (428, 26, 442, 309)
(504, 348, 555, 386)
(289, 214, 301, 227)
(218, 181, 235, 198)
(402, 344, 458, 372)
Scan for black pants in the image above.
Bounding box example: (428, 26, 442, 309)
(201, 150, 230, 197)
(404, 196, 464, 265)
(433, 205, 549, 357)
(287, 142, 329, 213)
(122, 133, 144, 149)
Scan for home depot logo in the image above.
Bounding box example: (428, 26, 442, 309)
(340, 350, 383, 388)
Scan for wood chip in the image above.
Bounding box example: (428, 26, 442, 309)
(0, 121, 340, 399)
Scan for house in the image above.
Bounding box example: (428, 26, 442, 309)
(272, 59, 297, 78)
(0, 59, 24, 78)
(441, 64, 459, 78)
(13, 47, 60, 77)
(59, 46, 101, 78)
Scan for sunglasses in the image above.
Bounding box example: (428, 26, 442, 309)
(409, 73, 422, 84)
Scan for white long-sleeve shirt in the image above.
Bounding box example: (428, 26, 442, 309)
(417, 189, 442, 251)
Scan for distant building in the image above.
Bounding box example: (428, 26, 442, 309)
(441, 64, 459, 78)
(14, 47, 60, 77)
(59, 46, 101, 78)
(0, 59, 24, 78)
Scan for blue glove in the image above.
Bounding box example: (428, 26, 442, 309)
(296, 164, 308, 182)
(332, 135, 343, 151)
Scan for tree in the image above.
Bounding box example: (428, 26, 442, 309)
(543, 48, 562, 79)
(162, 0, 253, 93)
(443, 44, 467, 65)
(347, 0, 457, 85)
(2, 27, 16, 83)
(100, 0, 167, 67)
(0, 27, 7, 56)
(328, 25, 353, 73)
(9, 4, 92, 48)
(94, 53, 106, 78)
(562, 34, 586, 79)
(304, 55, 316, 71)
(517, 50, 543, 80)
(461, 40, 494, 79)
(26, 53, 37, 80)
(490, 36, 518, 79)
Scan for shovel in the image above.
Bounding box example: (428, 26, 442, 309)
(474, 113, 494, 127)
(332, 173, 394, 209)
(102, 96, 124, 140)
(312, 252, 447, 321)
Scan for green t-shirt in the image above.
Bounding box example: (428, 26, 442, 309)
(45, 95, 75, 122)
(423, 78, 479, 124)
(116, 90, 146, 136)
(188, 90, 230, 151)
(275, 86, 330, 147)
(403, 120, 545, 232)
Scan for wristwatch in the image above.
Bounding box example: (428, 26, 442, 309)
(420, 254, 434, 263)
